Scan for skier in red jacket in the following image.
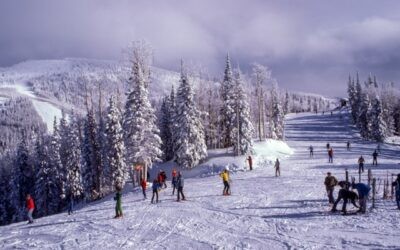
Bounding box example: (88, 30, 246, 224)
(26, 194, 35, 224)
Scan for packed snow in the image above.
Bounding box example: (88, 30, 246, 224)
(1, 111, 399, 249)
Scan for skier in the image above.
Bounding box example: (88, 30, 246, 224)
(26, 194, 35, 224)
(392, 174, 400, 210)
(274, 158, 280, 177)
(67, 191, 74, 215)
(331, 183, 359, 215)
(114, 186, 123, 218)
(324, 172, 338, 204)
(158, 170, 167, 188)
(346, 141, 351, 151)
(326, 143, 330, 149)
(372, 150, 378, 165)
(358, 155, 365, 173)
(171, 169, 178, 195)
(151, 179, 160, 203)
(176, 171, 186, 201)
(220, 167, 230, 195)
(309, 145, 314, 157)
(328, 147, 333, 163)
(246, 155, 253, 171)
(140, 178, 147, 199)
(351, 182, 371, 213)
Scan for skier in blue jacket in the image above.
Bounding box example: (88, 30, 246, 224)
(352, 182, 371, 213)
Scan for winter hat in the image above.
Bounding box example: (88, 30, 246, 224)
(225, 166, 229, 171)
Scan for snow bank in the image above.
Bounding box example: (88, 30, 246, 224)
(149, 139, 293, 180)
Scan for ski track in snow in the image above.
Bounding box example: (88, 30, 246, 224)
(1, 111, 400, 249)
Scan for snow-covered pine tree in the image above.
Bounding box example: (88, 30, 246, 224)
(60, 113, 83, 200)
(230, 68, 254, 156)
(34, 136, 59, 217)
(220, 54, 236, 147)
(347, 75, 358, 123)
(81, 108, 102, 200)
(15, 137, 35, 206)
(0, 167, 12, 225)
(173, 62, 207, 168)
(358, 92, 372, 139)
(283, 91, 290, 115)
(270, 84, 285, 140)
(370, 96, 387, 142)
(355, 75, 363, 128)
(49, 117, 65, 211)
(105, 96, 127, 189)
(123, 47, 162, 181)
(159, 95, 174, 161)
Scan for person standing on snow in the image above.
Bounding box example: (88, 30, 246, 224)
(151, 179, 160, 203)
(372, 150, 378, 165)
(324, 172, 338, 204)
(351, 182, 371, 213)
(171, 169, 178, 195)
(309, 145, 314, 158)
(246, 155, 253, 171)
(358, 155, 365, 173)
(328, 147, 334, 163)
(26, 194, 35, 224)
(392, 174, 400, 210)
(274, 158, 280, 177)
(220, 167, 230, 195)
(140, 178, 147, 199)
(67, 191, 74, 215)
(114, 186, 123, 218)
(346, 141, 351, 151)
(176, 172, 186, 201)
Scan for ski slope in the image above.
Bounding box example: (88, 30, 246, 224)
(1, 112, 400, 249)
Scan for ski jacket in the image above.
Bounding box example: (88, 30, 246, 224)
(372, 152, 378, 158)
(26, 197, 35, 210)
(247, 156, 253, 165)
(220, 171, 229, 182)
(274, 160, 280, 169)
(392, 179, 400, 192)
(324, 176, 338, 188)
(177, 176, 184, 188)
(141, 180, 147, 189)
(328, 149, 333, 156)
(358, 157, 365, 164)
(172, 170, 177, 178)
(353, 183, 371, 197)
(114, 192, 122, 204)
(152, 181, 159, 191)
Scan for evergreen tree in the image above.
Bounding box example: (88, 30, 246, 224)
(358, 92, 372, 138)
(159, 95, 174, 161)
(283, 91, 290, 115)
(370, 96, 387, 142)
(270, 84, 285, 140)
(34, 136, 59, 216)
(106, 96, 127, 189)
(230, 69, 254, 155)
(123, 49, 162, 179)
(220, 54, 235, 147)
(173, 62, 207, 168)
(347, 75, 358, 122)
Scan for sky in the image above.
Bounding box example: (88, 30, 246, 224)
(1, 0, 400, 96)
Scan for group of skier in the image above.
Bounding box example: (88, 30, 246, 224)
(324, 172, 400, 214)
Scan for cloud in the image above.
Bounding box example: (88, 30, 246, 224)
(1, 0, 400, 96)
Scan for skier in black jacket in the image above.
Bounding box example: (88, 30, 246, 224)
(331, 182, 359, 214)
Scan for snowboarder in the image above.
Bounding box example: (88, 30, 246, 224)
(246, 155, 253, 171)
(346, 141, 351, 151)
(328, 147, 333, 163)
(151, 179, 160, 203)
(392, 174, 400, 210)
(220, 167, 230, 195)
(140, 178, 147, 199)
(67, 191, 74, 215)
(309, 145, 314, 157)
(274, 158, 280, 177)
(26, 194, 35, 224)
(176, 171, 186, 201)
(351, 182, 371, 213)
(324, 172, 338, 204)
(372, 150, 378, 165)
(171, 169, 178, 195)
(331, 183, 359, 215)
(358, 155, 365, 173)
(114, 186, 123, 218)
